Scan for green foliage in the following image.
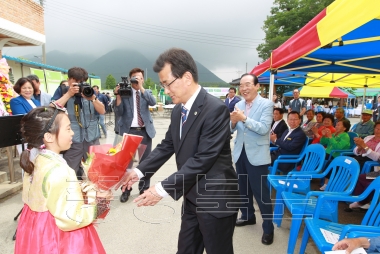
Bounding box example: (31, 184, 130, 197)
(105, 74, 116, 90)
(257, 0, 334, 61)
(143, 78, 156, 89)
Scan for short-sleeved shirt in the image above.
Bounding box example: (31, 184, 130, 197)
(289, 98, 306, 113)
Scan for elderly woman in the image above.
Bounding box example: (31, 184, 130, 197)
(311, 113, 336, 144)
(302, 109, 317, 138)
(10, 77, 40, 115)
(345, 121, 380, 211)
(319, 119, 351, 190)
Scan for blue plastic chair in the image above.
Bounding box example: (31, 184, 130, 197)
(268, 144, 326, 227)
(281, 156, 360, 254)
(299, 177, 380, 254)
(268, 138, 310, 176)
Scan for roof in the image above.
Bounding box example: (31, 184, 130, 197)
(2, 54, 101, 79)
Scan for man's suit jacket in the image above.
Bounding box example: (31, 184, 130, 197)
(274, 127, 307, 155)
(10, 96, 40, 115)
(271, 119, 288, 138)
(137, 87, 239, 218)
(231, 96, 273, 166)
(115, 89, 156, 138)
(224, 96, 240, 112)
(38, 91, 52, 106)
(272, 127, 307, 173)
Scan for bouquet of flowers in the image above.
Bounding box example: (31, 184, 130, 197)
(82, 133, 143, 218)
(0, 58, 15, 116)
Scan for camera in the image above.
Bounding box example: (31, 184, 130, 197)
(115, 76, 138, 97)
(74, 82, 94, 98)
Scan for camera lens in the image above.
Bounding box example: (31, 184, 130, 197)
(83, 87, 94, 97)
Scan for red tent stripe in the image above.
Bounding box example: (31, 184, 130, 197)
(330, 87, 349, 98)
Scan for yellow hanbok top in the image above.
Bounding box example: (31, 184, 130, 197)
(22, 149, 97, 231)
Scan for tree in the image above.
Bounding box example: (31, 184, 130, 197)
(105, 74, 116, 90)
(143, 77, 156, 90)
(257, 0, 334, 61)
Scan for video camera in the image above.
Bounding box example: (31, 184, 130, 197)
(114, 76, 138, 98)
(74, 82, 94, 98)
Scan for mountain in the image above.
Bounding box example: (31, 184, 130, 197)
(20, 48, 228, 87)
(85, 48, 155, 84)
(46, 50, 97, 69)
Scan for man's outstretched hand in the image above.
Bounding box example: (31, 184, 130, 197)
(134, 186, 162, 207)
(121, 170, 140, 192)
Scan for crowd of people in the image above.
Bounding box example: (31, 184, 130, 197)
(1, 49, 380, 253)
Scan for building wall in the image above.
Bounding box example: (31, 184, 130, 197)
(0, 0, 44, 34)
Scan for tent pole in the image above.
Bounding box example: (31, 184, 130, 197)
(268, 70, 275, 102)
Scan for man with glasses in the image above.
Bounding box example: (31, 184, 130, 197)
(115, 67, 156, 203)
(121, 48, 239, 254)
(270, 111, 307, 173)
(288, 88, 306, 123)
(230, 73, 275, 245)
(53, 67, 105, 179)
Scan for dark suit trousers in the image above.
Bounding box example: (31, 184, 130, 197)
(128, 128, 152, 191)
(177, 199, 237, 254)
(235, 146, 274, 234)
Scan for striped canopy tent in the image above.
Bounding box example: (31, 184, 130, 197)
(282, 86, 355, 98)
(251, 0, 380, 103)
(300, 86, 356, 98)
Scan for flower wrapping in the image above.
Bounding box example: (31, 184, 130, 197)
(84, 134, 143, 191)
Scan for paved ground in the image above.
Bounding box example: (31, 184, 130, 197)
(0, 112, 366, 254)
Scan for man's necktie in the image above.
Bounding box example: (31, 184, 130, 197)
(136, 91, 144, 127)
(181, 106, 188, 126)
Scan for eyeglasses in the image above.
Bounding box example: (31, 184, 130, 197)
(239, 83, 254, 89)
(159, 77, 178, 89)
(43, 102, 67, 134)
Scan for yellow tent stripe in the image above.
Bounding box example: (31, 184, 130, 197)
(317, 0, 380, 46)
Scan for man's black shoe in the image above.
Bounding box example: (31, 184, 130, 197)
(120, 189, 131, 203)
(235, 217, 256, 227)
(261, 232, 274, 245)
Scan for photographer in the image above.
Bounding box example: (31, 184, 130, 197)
(115, 67, 156, 203)
(53, 67, 105, 179)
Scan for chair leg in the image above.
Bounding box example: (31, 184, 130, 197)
(299, 224, 310, 254)
(273, 191, 284, 227)
(287, 214, 303, 254)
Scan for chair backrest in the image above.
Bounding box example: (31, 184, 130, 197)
(361, 177, 380, 227)
(347, 132, 359, 149)
(324, 156, 360, 194)
(300, 144, 326, 173)
(316, 106, 324, 112)
(350, 123, 358, 132)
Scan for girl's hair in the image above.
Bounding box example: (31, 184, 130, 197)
(20, 107, 65, 174)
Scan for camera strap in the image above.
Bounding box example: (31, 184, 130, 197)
(74, 97, 92, 129)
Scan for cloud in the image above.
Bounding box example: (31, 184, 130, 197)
(3, 0, 272, 82)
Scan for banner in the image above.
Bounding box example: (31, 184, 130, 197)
(204, 87, 230, 97)
(30, 68, 47, 93)
(44, 70, 63, 95)
(90, 78, 101, 88)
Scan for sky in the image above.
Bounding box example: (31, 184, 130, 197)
(3, 0, 274, 82)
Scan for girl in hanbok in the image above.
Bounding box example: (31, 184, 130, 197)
(15, 104, 111, 254)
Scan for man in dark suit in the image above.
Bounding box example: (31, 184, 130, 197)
(122, 48, 239, 254)
(115, 67, 156, 202)
(225, 87, 241, 112)
(271, 107, 288, 138)
(270, 111, 307, 174)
